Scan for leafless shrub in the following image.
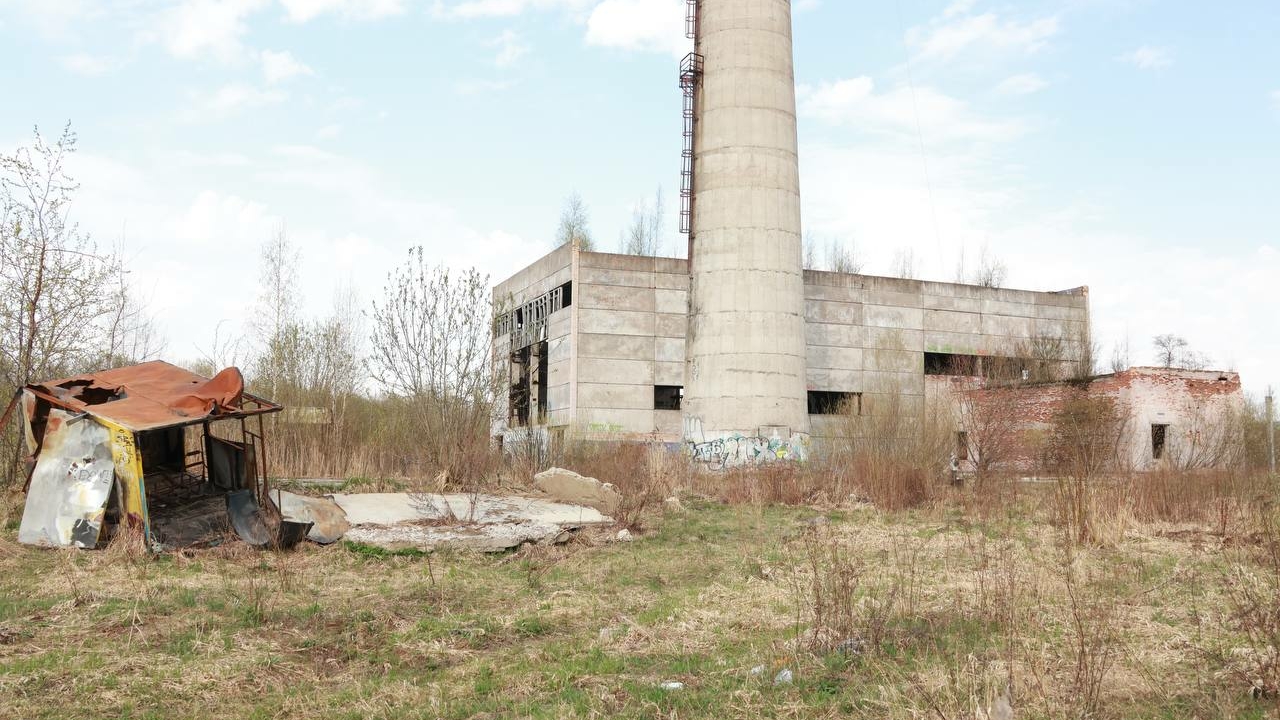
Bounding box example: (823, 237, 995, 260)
(823, 389, 950, 510)
(1062, 559, 1122, 718)
(367, 247, 501, 486)
(1046, 394, 1130, 545)
(1213, 506, 1280, 698)
(788, 526, 921, 654)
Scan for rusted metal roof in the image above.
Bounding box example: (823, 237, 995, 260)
(25, 360, 281, 432)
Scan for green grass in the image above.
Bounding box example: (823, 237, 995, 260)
(0, 498, 1274, 719)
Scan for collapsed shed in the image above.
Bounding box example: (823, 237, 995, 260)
(11, 360, 282, 550)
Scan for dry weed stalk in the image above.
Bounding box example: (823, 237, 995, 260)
(1061, 558, 1122, 718)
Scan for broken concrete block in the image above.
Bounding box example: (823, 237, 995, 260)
(276, 490, 350, 545)
(533, 467, 621, 514)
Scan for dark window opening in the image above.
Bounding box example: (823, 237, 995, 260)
(654, 385, 683, 411)
(807, 390, 862, 416)
(1151, 424, 1168, 460)
(926, 352, 979, 376)
(510, 345, 531, 427)
(956, 431, 970, 461)
(558, 281, 572, 308)
(535, 341, 549, 423)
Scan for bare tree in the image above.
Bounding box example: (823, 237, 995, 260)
(890, 248, 918, 280)
(622, 187, 664, 257)
(826, 238, 864, 274)
(1151, 333, 1209, 369)
(1152, 334, 1188, 368)
(251, 227, 303, 402)
(555, 192, 594, 251)
(803, 231, 818, 270)
(1109, 335, 1130, 374)
(0, 124, 123, 388)
(955, 379, 1023, 486)
(972, 245, 1008, 288)
(368, 247, 496, 481)
(98, 268, 167, 367)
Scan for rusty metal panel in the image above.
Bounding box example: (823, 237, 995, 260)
(17, 410, 114, 548)
(25, 360, 281, 432)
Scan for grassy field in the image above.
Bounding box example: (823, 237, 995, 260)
(1, 487, 1277, 719)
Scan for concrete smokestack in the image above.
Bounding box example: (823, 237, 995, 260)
(683, 0, 810, 444)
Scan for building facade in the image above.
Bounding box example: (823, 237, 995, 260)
(493, 245, 1093, 465)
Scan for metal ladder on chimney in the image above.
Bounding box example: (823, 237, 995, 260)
(679, 0, 702, 236)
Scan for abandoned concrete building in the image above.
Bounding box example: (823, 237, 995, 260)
(494, 245, 1092, 453)
(492, 246, 1246, 473)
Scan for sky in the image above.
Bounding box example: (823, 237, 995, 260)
(0, 0, 1277, 395)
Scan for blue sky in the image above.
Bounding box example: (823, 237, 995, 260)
(1, 0, 1277, 394)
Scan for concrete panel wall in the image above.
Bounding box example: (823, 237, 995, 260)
(571, 251, 691, 438)
(495, 247, 1089, 445)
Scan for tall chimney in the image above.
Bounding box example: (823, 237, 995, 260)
(683, 0, 810, 445)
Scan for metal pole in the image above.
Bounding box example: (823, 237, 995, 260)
(1267, 389, 1275, 474)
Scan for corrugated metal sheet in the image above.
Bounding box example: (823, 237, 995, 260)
(26, 360, 277, 431)
(17, 410, 115, 548)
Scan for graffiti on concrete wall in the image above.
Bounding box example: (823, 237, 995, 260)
(687, 433, 810, 470)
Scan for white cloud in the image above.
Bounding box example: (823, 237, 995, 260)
(184, 83, 286, 120)
(995, 73, 1048, 95)
(906, 3, 1059, 62)
(279, 0, 406, 23)
(1119, 45, 1173, 70)
(488, 30, 529, 67)
(431, 0, 594, 20)
(155, 0, 269, 62)
(61, 53, 117, 76)
(585, 0, 688, 57)
(261, 49, 314, 83)
(315, 123, 343, 139)
(454, 78, 513, 95)
(799, 77, 1024, 144)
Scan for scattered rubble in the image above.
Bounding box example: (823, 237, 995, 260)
(533, 467, 621, 514)
(773, 668, 794, 685)
(614, 529, 634, 542)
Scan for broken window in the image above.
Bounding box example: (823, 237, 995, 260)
(654, 385, 683, 411)
(925, 352, 979, 376)
(807, 391, 862, 416)
(494, 281, 573, 344)
(1151, 424, 1168, 460)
